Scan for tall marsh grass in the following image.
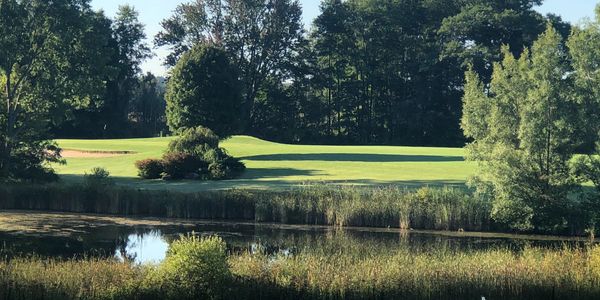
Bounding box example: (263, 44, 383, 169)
(259, 185, 490, 231)
(0, 256, 143, 300)
(2, 237, 600, 300)
(231, 244, 600, 300)
(0, 183, 491, 231)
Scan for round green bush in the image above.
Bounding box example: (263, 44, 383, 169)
(144, 235, 231, 300)
(168, 126, 220, 156)
(135, 159, 164, 179)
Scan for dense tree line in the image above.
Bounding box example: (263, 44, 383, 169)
(0, 0, 165, 180)
(158, 0, 570, 146)
(0, 0, 587, 181)
(52, 4, 167, 138)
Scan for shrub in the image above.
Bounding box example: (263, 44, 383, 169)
(83, 167, 113, 187)
(135, 126, 245, 181)
(144, 235, 231, 300)
(162, 152, 207, 180)
(202, 147, 228, 164)
(223, 157, 245, 175)
(204, 148, 246, 180)
(208, 158, 246, 180)
(168, 126, 220, 156)
(135, 159, 164, 179)
(208, 163, 227, 180)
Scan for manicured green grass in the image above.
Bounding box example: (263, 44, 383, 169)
(54, 136, 475, 191)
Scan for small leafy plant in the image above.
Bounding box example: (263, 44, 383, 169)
(83, 167, 113, 187)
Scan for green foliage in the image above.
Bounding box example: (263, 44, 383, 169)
(101, 5, 152, 136)
(161, 152, 207, 180)
(134, 159, 164, 179)
(5, 141, 63, 183)
(439, 0, 550, 75)
(0, 0, 112, 181)
(156, 0, 304, 131)
(166, 45, 242, 137)
(154, 0, 558, 146)
(83, 167, 114, 187)
(135, 126, 245, 181)
(571, 144, 600, 192)
(129, 73, 167, 137)
(53, 6, 156, 139)
(462, 25, 582, 232)
(4, 239, 600, 300)
(168, 126, 220, 156)
(567, 5, 600, 197)
(144, 235, 230, 300)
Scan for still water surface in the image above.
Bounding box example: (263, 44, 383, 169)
(0, 211, 592, 264)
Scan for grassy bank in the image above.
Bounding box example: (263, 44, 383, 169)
(0, 183, 490, 232)
(53, 136, 474, 191)
(2, 236, 600, 300)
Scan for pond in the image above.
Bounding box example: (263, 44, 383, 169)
(0, 211, 593, 264)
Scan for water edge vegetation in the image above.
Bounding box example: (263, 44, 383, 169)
(2, 234, 600, 300)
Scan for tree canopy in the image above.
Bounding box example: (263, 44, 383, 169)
(462, 23, 599, 232)
(165, 45, 242, 137)
(0, 0, 115, 180)
(2, 0, 597, 186)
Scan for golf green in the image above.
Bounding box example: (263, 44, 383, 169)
(55, 136, 475, 191)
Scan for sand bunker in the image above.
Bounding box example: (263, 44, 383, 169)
(61, 149, 135, 158)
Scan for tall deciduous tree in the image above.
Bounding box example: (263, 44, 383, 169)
(155, 0, 305, 129)
(102, 5, 151, 136)
(462, 26, 579, 231)
(0, 0, 112, 180)
(438, 0, 559, 80)
(165, 45, 242, 137)
(155, 0, 224, 67)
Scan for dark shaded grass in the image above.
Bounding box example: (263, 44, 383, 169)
(240, 153, 464, 162)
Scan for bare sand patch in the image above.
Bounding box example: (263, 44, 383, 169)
(61, 149, 135, 158)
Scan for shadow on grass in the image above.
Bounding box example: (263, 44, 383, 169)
(241, 168, 323, 180)
(240, 153, 464, 162)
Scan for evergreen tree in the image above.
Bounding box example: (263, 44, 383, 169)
(462, 26, 579, 231)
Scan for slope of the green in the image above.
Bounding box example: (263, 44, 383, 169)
(54, 136, 475, 191)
